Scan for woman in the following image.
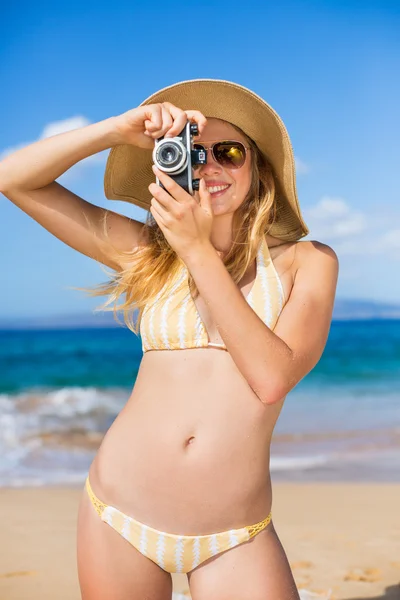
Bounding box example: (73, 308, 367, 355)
(0, 79, 338, 599)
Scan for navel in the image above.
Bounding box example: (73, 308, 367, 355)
(184, 436, 196, 447)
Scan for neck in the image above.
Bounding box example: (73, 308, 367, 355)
(210, 215, 235, 254)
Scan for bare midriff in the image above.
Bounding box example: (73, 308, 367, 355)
(89, 238, 294, 536)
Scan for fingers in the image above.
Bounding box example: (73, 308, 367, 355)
(143, 102, 207, 140)
(150, 166, 193, 205)
(144, 105, 173, 138)
(143, 104, 162, 133)
(163, 103, 188, 138)
(185, 110, 207, 135)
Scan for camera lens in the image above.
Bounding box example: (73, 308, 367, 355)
(158, 144, 180, 167)
(153, 138, 187, 173)
(157, 143, 182, 168)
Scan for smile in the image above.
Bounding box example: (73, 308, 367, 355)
(206, 184, 231, 196)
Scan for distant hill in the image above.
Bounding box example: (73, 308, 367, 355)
(0, 298, 399, 330)
(0, 310, 127, 330)
(332, 298, 400, 320)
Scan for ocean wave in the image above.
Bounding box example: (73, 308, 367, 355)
(1, 386, 399, 487)
(0, 386, 127, 487)
(270, 454, 330, 471)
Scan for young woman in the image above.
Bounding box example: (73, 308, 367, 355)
(0, 79, 338, 600)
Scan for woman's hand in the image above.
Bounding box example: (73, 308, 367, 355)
(112, 102, 207, 149)
(149, 166, 213, 261)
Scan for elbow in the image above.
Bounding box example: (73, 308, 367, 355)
(0, 161, 16, 194)
(0, 163, 7, 192)
(260, 392, 286, 406)
(0, 179, 22, 197)
(0, 173, 10, 195)
(0, 185, 15, 200)
(257, 377, 292, 406)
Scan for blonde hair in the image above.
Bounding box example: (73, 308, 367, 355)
(84, 123, 278, 334)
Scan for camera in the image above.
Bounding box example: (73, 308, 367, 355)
(152, 121, 207, 194)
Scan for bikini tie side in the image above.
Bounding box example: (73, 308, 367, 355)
(246, 511, 272, 538)
(85, 477, 107, 518)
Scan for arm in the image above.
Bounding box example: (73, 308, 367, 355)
(184, 240, 339, 405)
(0, 117, 147, 271)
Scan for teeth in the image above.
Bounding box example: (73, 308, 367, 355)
(206, 185, 229, 193)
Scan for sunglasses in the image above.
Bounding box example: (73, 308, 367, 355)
(193, 140, 250, 170)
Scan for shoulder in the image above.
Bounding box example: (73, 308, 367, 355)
(293, 240, 339, 291)
(295, 240, 339, 267)
(268, 236, 338, 267)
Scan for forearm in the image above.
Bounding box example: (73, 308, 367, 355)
(0, 116, 119, 192)
(184, 243, 294, 405)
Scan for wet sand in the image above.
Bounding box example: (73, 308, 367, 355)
(0, 483, 399, 599)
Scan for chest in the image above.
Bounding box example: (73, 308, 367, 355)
(140, 238, 288, 352)
(191, 261, 257, 346)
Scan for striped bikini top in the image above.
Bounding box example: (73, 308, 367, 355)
(139, 235, 286, 353)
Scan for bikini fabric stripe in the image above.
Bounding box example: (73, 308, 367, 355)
(85, 477, 272, 574)
(140, 235, 285, 353)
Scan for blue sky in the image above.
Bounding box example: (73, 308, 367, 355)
(0, 0, 399, 318)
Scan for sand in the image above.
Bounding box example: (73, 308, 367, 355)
(0, 483, 399, 600)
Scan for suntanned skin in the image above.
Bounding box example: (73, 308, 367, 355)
(0, 108, 338, 600)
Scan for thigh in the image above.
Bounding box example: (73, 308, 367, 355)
(76, 486, 173, 600)
(187, 521, 300, 600)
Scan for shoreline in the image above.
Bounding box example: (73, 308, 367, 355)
(1, 482, 399, 599)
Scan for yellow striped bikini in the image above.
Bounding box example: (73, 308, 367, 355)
(85, 236, 284, 573)
(139, 234, 286, 352)
(86, 477, 272, 574)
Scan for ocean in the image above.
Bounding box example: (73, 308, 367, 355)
(1, 320, 399, 487)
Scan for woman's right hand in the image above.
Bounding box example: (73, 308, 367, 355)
(112, 102, 207, 149)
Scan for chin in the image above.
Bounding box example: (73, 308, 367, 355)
(210, 205, 230, 216)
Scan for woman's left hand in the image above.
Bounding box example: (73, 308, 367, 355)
(149, 165, 213, 261)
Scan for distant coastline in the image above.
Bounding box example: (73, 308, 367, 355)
(1, 298, 400, 330)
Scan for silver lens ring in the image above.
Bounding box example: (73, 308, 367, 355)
(152, 138, 187, 173)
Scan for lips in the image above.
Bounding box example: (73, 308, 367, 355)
(204, 181, 230, 187)
(207, 185, 231, 198)
(206, 183, 231, 194)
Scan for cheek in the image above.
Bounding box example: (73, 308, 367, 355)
(237, 166, 252, 194)
(230, 170, 252, 208)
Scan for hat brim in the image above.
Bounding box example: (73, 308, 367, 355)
(104, 78, 309, 241)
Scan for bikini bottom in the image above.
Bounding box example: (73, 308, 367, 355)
(85, 476, 272, 574)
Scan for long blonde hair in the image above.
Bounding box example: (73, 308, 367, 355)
(84, 123, 278, 334)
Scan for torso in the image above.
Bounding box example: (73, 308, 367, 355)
(89, 236, 299, 535)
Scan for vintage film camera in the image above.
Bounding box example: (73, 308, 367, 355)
(152, 121, 207, 194)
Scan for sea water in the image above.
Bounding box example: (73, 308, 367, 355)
(0, 320, 399, 486)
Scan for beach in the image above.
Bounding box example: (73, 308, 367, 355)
(1, 483, 399, 600)
(1, 321, 399, 598)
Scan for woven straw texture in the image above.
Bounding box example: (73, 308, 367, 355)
(104, 78, 309, 242)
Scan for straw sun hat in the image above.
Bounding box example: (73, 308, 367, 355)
(104, 78, 309, 242)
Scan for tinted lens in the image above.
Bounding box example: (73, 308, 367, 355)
(193, 142, 247, 169)
(214, 142, 246, 169)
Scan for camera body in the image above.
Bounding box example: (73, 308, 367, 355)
(152, 122, 207, 194)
